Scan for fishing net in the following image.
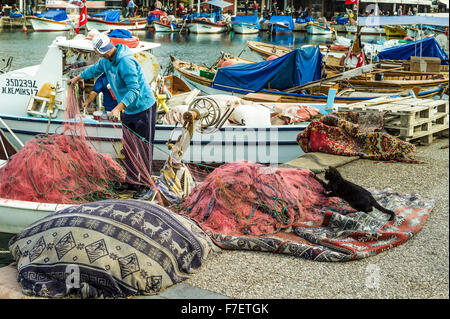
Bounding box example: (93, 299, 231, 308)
(180, 161, 354, 237)
(0, 86, 126, 204)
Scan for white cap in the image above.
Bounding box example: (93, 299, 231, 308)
(92, 33, 114, 55)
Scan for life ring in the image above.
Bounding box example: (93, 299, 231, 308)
(109, 36, 140, 48)
(160, 16, 170, 25)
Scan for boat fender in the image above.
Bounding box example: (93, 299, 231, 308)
(160, 16, 170, 25)
(404, 36, 414, 41)
(109, 36, 140, 48)
(266, 55, 278, 61)
(222, 59, 236, 67)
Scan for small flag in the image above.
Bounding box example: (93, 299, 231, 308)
(356, 51, 364, 68)
(345, 0, 358, 4)
(76, 3, 87, 34)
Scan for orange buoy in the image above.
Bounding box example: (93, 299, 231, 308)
(266, 55, 278, 61)
(23, 25, 28, 33)
(404, 36, 414, 41)
(217, 59, 224, 67)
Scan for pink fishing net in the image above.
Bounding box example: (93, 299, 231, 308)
(0, 86, 126, 204)
(180, 161, 355, 237)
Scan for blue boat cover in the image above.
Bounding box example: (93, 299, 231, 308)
(232, 15, 260, 28)
(91, 10, 120, 22)
(212, 46, 323, 93)
(378, 37, 449, 65)
(336, 17, 349, 25)
(268, 15, 294, 30)
(39, 10, 68, 21)
(108, 29, 132, 38)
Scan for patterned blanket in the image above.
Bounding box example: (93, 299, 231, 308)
(180, 162, 435, 262)
(8, 200, 219, 298)
(297, 112, 418, 162)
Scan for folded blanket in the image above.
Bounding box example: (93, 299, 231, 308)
(296, 112, 417, 162)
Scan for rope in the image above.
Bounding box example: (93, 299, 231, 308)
(119, 120, 216, 171)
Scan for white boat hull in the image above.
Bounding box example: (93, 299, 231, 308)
(306, 25, 333, 35)
(0, 197, 73, 234)
(153, 22, 176, 32)
(0, 113, 305, 165)
(187, 22, 227, 34)
(232, 24, 260, 34)
(345, 25, 386, 35)
(29, 17, 73, 32)
(86, 20, 147, 31)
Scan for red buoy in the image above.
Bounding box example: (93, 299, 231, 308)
(266, 55, 278, 61)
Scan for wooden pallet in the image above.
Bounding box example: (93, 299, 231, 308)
(337, 98, 449, 145)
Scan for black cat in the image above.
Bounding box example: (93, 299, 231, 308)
(315, 166, 396, 221)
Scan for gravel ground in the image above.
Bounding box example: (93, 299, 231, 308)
(183, 138, 449, 299)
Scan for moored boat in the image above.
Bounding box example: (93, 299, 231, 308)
(87, 10, 147, 31)
(28, 10, 75, 32)
(170, 54, 445, 103)
(231, 15, 260, 34)
(306, 22, 335, 35)
(345, 25, 386, 35)
(186, 18, 228, 34)
(268, 15, 294, 34)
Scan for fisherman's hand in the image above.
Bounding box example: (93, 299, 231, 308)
(68, 75, 82, 86)
(82, 100, 90, 110)
(110, 102, 126, 121)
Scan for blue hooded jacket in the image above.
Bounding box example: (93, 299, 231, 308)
(81, 44, 155, 115)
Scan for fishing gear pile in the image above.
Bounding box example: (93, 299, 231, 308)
(180, 161, 354, 237)
(0, 86, 126, 204)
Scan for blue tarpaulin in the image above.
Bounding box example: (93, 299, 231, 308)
(336, 17, 349, 25)
(108, 29, 132, 38)
(378, 37, 449, 65)
(37, 10, 68, 21)
(211, 46, 323, 93)
(232, 15, 260, 28)
(268, 15, 294, 30)
(91, 10, 120, 22)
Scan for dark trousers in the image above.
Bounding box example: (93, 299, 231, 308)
(122, 104, 156, 183)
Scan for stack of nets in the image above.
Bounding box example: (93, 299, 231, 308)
(180, 161, 354, 237)
(0, 86, 126, 204)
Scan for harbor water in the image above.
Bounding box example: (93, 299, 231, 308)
(0, 29, 385, 266)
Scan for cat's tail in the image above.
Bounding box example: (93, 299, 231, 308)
(373, 201, 396, 221)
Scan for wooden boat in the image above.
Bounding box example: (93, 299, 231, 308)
(247, 40, 291, 58)
(383, 25, 408, 37)
(86, 17, 147, 31)
(186, 18, 228, 34)
(170, 56, 444, 104)
(306, 23, 335, 35)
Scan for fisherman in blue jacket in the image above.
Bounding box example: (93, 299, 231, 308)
(69, 33, 156, 200)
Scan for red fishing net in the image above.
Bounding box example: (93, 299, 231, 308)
(180, 161, 355, 237)
(0, 86, 126, 204)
